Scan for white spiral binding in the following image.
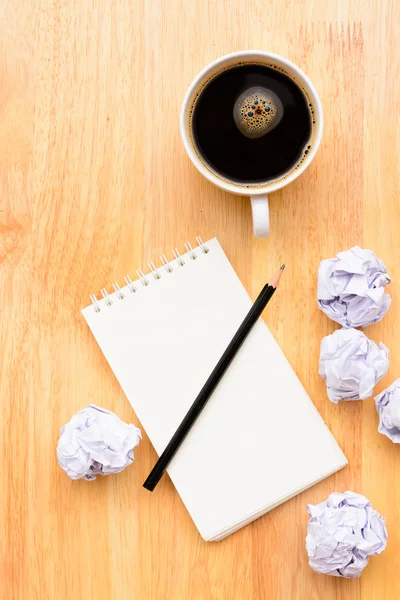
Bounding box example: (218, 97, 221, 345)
(136, 269, 149, 286)
(160, 254, 173, 273)
(172, 248, 185, 266)
(90, 294, 101, 313)
(196, 236, 209, 254)
(112, 282, 125, 299)
(101, 288, 112, 306)
(90, 237, 209, 312)
(148, 260, 161, 280)
(184, 241, 197, 260)
(124, 275, 137, 293)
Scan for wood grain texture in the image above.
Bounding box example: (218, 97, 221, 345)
(1, 1, 399, 598)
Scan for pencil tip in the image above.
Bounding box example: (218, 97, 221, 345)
(268, 265, 285, 288)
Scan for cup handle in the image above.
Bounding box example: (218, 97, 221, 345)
(250, 194, 269, 237)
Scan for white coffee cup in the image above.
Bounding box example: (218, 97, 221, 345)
(180, 51, 323, 237)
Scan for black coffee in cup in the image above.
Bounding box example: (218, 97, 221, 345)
(191, 64, 313, 184)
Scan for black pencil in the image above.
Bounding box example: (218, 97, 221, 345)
(143, 264, 285, 492)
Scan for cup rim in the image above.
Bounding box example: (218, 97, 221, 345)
(180, 50, 323, 196)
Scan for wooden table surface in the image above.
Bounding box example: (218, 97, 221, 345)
(1, 1, 399, 598)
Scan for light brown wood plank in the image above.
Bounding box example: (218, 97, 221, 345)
(1, 1, 399, 598)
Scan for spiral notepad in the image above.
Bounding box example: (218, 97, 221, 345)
(82, 237, 347, 541)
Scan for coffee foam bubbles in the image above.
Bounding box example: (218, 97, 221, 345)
(233, 86, 283, 139)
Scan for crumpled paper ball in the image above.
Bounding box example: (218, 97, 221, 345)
(57, 404, 141, 480)
(319, 328, 389, 403)
(317, 246, 391, 328)
(375, 378, 400, 443)
(306, 491, 388, 578)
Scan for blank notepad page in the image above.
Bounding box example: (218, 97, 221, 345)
(82, 238, 347, 541)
